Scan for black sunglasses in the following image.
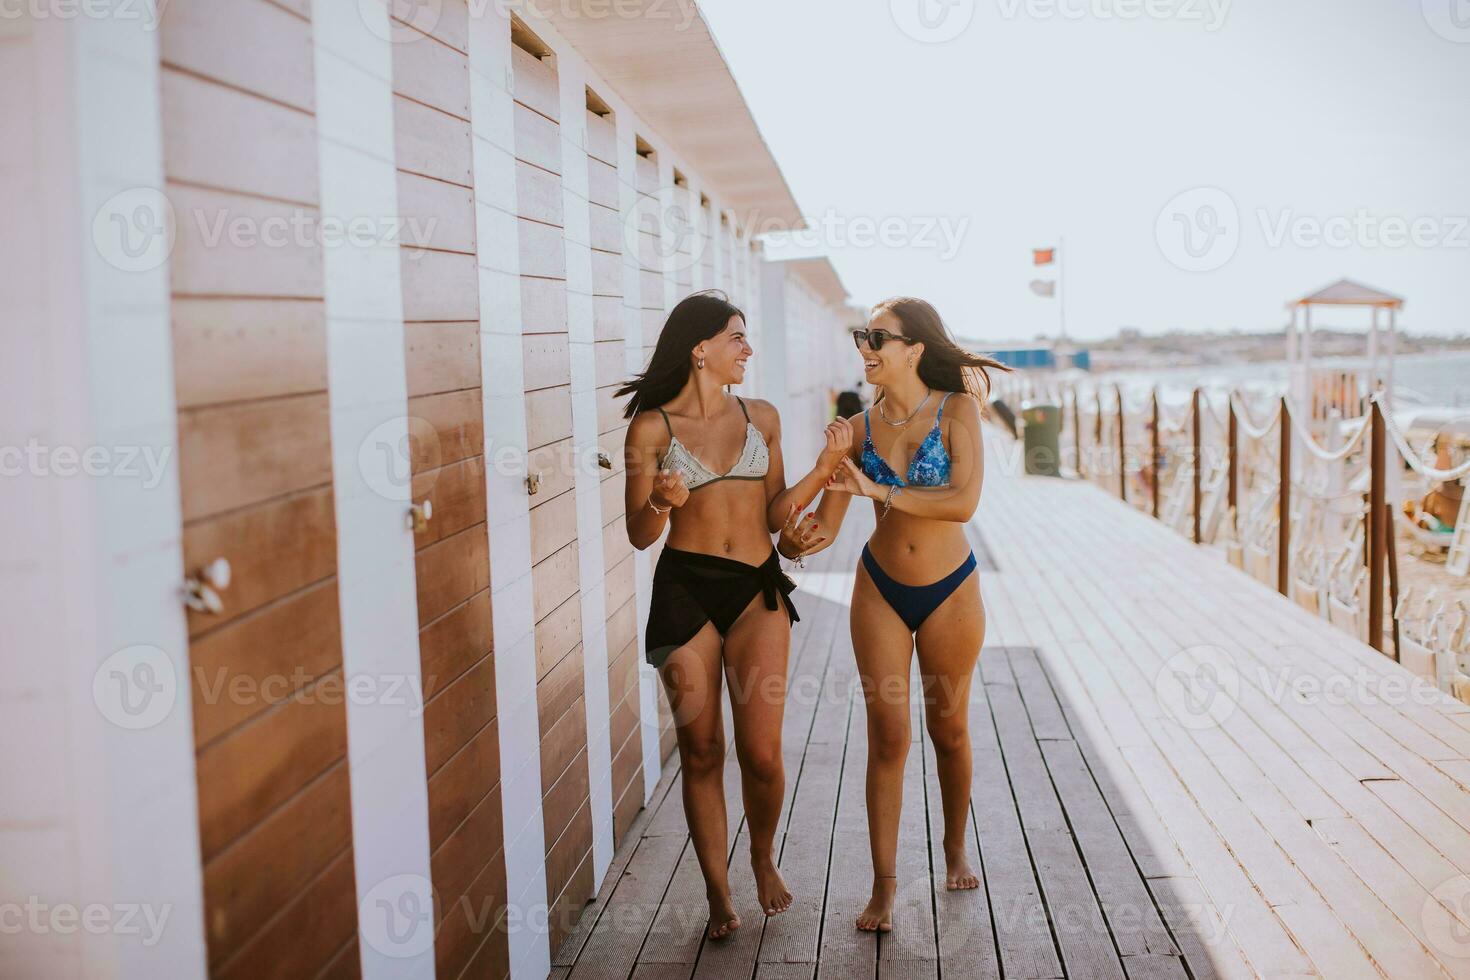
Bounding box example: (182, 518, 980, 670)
(852, 328, 920, 352)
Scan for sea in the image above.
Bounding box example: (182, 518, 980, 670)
(1094, 349, 1470, 412)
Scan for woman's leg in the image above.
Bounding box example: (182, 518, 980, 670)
(851, 560, 919, 931)
(915, 571, 986, 889)
(722, 594, 795, 916)
(659, 622, 740, 938)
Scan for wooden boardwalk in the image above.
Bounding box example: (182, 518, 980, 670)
(553, 424, 1470, 979)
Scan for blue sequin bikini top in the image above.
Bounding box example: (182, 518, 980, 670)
(860, 391, 955, 487)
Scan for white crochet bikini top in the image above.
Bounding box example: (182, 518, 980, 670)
(657, 397, 768, 491)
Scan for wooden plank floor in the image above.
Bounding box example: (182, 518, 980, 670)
(554, 424, 1470, 980)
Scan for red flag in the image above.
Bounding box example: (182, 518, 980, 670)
(1033, 248, 1055, 266)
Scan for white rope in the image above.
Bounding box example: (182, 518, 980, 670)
(1287, 412, 1370, 463)
(1369, 392, 1470, 482)
(1119, 391, 1153, 415)
(1154, 398, 1192, 431)
(1203, 396, 1230, 429)
(1229, 391, 1281, 441)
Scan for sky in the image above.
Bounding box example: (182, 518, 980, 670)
(697, 0, 1470, 343)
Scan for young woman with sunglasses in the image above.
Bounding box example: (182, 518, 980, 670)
(792, 297, 1009, 932)
(618, 290, 849, 939)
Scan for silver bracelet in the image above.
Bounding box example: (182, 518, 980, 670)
(880, 484, 900, 520)
(647, 495, 671, 515)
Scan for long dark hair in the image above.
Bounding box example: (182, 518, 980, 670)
(617, 289, 745, 419)
(870, 296, 1011, 401)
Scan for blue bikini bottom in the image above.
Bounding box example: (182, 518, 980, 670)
(861, 544, 977, 633)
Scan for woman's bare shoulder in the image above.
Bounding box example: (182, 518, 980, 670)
(741, 397, 781, 438)
(626, 409, 668, 446)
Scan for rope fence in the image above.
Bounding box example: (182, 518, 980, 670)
(1030, 379, 1470, 660)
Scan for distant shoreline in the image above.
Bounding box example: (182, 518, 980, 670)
(1078, 349, 1470, 411)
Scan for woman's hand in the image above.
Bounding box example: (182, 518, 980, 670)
(777, 503, 825, 558)
(649, 468, 689, 511)
(825, 456, 883, 500)
(816, 417, 854, 470)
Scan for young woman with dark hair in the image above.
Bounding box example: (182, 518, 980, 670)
(618, 289, 848, 938)
(794, 296, 1011, 932)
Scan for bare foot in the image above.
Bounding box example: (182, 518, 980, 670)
(752, 855, 793, 916)
(855, 876, 897, 932)
(707, 891, 740, 940)
(944, 846, 980, 890)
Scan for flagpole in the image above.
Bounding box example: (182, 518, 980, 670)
(1058, 234, 1067, 341)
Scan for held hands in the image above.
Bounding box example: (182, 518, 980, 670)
(817, 417, 854, 470)
(825, 456, 883, 500)
(649, 468, 689, 512)
(778, 503, 825, 559)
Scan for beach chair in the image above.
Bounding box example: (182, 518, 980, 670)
(1326, 574, 1364, 636)
(1236, 484, 1277, 541)
(1159, 464, 1190, 533)
(1390, 589, 1463, 691)
(1398, 504, 1456, 560)
(1293, 577, 1321, 615)
(1292, 543, 1326, 615)
(1246, 530, 1276, 587)
(1399, 635, 1437, 684)
(1447, 485, 1470, 577)
(1449, 603, 1470, 697)
(1217, 504, 1255, 570)
(1198, 456, 1230, 543)
(1434, 602, 1467, 693)
(1325, 530, 1367, 636)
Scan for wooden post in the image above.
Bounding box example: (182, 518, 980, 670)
(1094, 389, 1103, 486)
(1150, 388, 1160, 519)
(1384, 500, 1400, 662)
(1368, 400, 1386, 653)
(1116, 384, 1127, 502)
(1191, 387, 1202, 543)
(1227, 391, 1238, 530)
(1072, 386, 1083, 478)
(1278, 396, 1291, 597)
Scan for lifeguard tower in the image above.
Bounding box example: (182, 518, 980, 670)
(1286, 278, 1403, 423)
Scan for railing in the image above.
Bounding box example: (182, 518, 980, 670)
(996, 377, 1470, 688)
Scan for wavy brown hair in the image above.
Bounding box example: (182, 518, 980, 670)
(870, 296, 1012, 401)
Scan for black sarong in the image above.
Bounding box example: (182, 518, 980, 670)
(645, 546, 800, 668)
